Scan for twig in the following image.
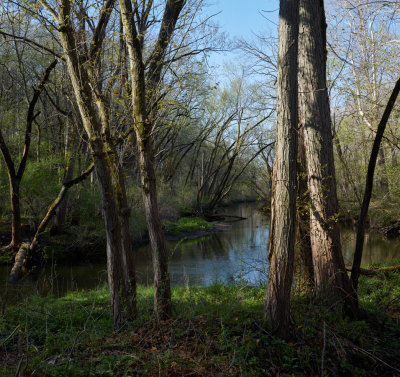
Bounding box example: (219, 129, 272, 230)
(14, 357, 23, 377)
(0, 324, 20, 347)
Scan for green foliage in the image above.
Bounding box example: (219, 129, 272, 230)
(164, 217, 212, 235)
(20, 157, 63, 224)
(358, 259, 400, 314)
(1, 275, 400, 376)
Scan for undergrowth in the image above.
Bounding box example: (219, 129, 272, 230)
(0, 269, 399, 376)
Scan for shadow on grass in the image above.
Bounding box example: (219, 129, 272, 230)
(1, 278, 400, 376)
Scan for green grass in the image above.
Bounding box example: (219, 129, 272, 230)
(164, 216, 213, 235)
(1, 269, 400, 376)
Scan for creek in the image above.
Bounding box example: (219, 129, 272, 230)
(1, 203, 400, 302)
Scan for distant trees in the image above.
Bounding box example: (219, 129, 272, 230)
(1, 0, 238, 325)
(0, 60, 56, 251)
(328, 0, 400, 203)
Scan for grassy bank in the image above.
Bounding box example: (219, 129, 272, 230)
(1, 264, 400, 376)
(164, 217, 213, 235)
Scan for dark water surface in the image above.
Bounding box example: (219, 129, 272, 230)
(1, 203, 400, 302)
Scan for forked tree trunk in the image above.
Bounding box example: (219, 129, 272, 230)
(298, 0, 356, 312)
(119, 0, 185, 320)
(54, 0, 137, 327)
(265, 0, 299, 338)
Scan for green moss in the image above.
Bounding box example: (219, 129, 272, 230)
(164, 217, 212, 235)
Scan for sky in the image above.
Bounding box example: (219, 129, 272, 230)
(207, 0, 279, 77)
(212, 0, 279, 39)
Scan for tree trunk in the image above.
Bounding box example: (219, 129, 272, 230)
(0, 60, 57, 251)
(119, 0, 186, 320)
(9, 163, 94, 283)
(9, 177, 22, 250)
(351, 77, 400, 291)
(55, 0, 137, 327)
(295, 127, 314, 290)
(139, 140, 171, 319)
(93, 152, 137, 326)
(54, 157, 74, 230)
(298, 0, 356, 312)
(264, 0, 299, 338)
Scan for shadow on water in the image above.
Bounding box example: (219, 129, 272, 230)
(1, 202, 400, 303)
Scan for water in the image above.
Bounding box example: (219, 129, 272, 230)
(1, 203, 400, 301)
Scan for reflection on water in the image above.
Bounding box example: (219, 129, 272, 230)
(341, 227, 400, 266)
(1, 203, 400, 302)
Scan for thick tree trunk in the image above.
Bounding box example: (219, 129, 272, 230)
(264, 0, 299, 338)
(93, 152, 137, 326)
(55, 0, 137, 327)
(298, 0, 356, 312)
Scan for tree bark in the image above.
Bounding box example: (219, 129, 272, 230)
(295, 127, 314, 290)
(119, 0, 185, 320)
(351, 77, 400, 291)
(298, 0, 356, 312)
(9, 178, 22, 250)
(52, 0, 137, 327)
(264, 0, 299, 338)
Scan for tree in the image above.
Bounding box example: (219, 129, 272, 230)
(119, 0, 188, 319)
(351, 77, 400, 291)
(298, 0, 356, 311)
(0, 59, 57, 251)
(328, 0, 400, 203)
(264, 0, 299, 338)
(37, 0, 137, 327)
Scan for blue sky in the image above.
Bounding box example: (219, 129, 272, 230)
(207, 0, 279, 76)
(212, 0, 279, 39)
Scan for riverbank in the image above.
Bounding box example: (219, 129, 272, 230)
(340, 200, 400, 238)
(0, 216, 222, 266)
(1, 261, 399, 376)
